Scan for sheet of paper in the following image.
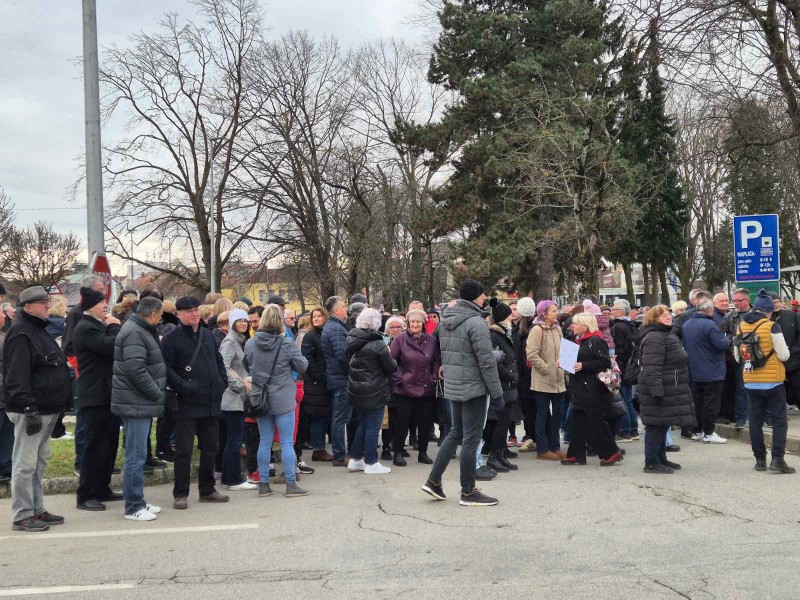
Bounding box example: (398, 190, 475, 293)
(558, 339, 580, 374)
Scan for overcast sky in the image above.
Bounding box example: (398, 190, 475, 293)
(0, 0, 426, 266)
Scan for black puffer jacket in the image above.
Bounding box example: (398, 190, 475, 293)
(301, 327, 331, 417)
(346, 328, 396, 410)
(111, 314, 166, 419)
(570, 333, 612, 413)
(637, 324, 695, 427)
(513, 324, 535, 402)
(489, 324, 518, 393)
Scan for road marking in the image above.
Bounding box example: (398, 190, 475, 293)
(0, 584, 135, 596)
(0, 523, 258, 541)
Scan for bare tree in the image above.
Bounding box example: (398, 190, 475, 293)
(2, 222, 81, 289)
(100, 0, 276, 292)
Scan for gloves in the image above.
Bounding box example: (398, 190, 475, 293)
(489, 396, 505, 413)
(25, 411, 43, 436)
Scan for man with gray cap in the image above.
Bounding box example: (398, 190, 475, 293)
(422, 279, 504, 507)
(3, 287, 71, 531)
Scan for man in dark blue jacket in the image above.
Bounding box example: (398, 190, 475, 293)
(683, 297, 730, 444)
(321, 296, 351, 465)
(161, 296, 228, 510)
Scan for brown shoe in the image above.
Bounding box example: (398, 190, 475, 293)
(173, 497, 188, 510)
(312, 450, 333, 462)
(198, 490, 230, 503)
(537, 451, 560, 461)
(332, 460, 346, 467)
(554, 450, 566, 460)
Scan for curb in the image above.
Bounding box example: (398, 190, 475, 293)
(714, 422, 800, 455)
(0, 465, 199, 499)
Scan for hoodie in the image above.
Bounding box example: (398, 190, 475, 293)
(244, 330, 307, 416)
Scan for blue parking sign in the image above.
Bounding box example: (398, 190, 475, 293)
(733, 214, 780, 281)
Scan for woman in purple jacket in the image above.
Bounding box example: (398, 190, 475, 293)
(389, 309, 441, 466)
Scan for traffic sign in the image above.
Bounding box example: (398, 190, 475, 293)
(89, 252, 112, 301)
(733, 214, 780, 282)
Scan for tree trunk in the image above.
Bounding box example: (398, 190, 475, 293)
(650, 263, 659, 305)
(642, 263, 651, 306)
(621, 261, 635, 301)
(532, 244, 555, 301)
(659, 268, 670, 306)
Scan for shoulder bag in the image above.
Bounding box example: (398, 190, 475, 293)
(245, 340, 282, 418)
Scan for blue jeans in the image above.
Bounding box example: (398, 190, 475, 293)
(257, 410, 296, 483)
(562, 399, 573, 442)
(734, 363, 749, 425)
(748, 385, 788, 458)
(122, 417, 150, 516)
(331, 387, 352, 461)
(309, 415, 328, 450)
(431, 396, 488, 494)
(221, 411, 244, 486)
(348, 406, 385, 465)
(534, 392, 563, 453)
(0, 409, 14, 477)
(619, 384, 639, 436)
(440, 398, 452, 440)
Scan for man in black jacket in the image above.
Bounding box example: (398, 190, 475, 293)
(721, 288, 752, 429)
(611, 299, 640, 441)
(73, 287, 122, 511)
(4, 286, 71, 532)
(161, 296, 229, 510)
(769, 293, 800, 407)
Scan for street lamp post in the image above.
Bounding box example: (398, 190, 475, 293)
(208, 143, 217, 293)
(82, 0, 104, 260)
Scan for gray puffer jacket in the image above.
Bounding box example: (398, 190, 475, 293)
(111, 314, 166, 418)
(220, 329, 249, 412)
(438, 300, 503, 402)
(244, 330, 308, 416)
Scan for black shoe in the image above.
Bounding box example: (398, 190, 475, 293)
(486, 455, 509, 473)
(503, 447, 518, 459)
(418, 452, 433, 465)
(619, 448, 626, 456)
(76, 499, 107, 511)
(460, 488, 498, 506)
(422, 478, 446, 500)
(497, 455, 519, 471)
(393, 452, 407, 467)
(755, 458, 767, 471)
(101, 491, 124, 502)
(643, 463, 673, 474)
(714, 417, 731, 425)
(666, 445, 681, 452)
(156, 450, 175, 463)
(475, 465, 497, 480)
(769, 457, 796, 474)
(12, 517, 49, 532)
(35, 511, 64, 525)
(680, 429, 693, 440)
(409, 435, 418, 450)
(662, 460, 681, 470)
(401, 449, 410, 458)
(480, 445, 491, 455)
(146, 458, 167, 469)
(296, 461, 315, 475)
(381, 449, 392, 461)
(143, 464, 154, 475)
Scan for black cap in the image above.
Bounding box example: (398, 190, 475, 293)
(426, 306, 440, 315)
(459, 279, 485, 302)
(267, 295, 286, 306)
(80, 286, 106, 311)
(238, 296, 253, 307)
(349, 293, 368, 305)
(175, 295, 201, 311)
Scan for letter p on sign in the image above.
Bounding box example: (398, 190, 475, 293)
(741, 221, 762, 249)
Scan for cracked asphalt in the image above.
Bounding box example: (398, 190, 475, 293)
(1, 436, 800, 599)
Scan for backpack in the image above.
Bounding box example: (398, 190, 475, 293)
(732, 320, 774, 373)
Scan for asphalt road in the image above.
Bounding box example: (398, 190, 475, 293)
(1, 435, 799, 599)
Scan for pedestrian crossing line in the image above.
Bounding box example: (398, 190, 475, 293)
(0, 523, 258, 541)
(0, 584, 135, 596)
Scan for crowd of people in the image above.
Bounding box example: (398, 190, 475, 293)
(1, 276, 799, 531)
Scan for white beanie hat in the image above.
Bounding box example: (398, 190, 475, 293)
(517, 297, 536, 317)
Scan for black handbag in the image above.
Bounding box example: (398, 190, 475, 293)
(165, 329, 205, 412)
(245, 342, 281, 418)
(604, 390, 627, 418)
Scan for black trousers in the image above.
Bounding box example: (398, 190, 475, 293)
(720, 359, 738, 420)
(567, 409, 618, 460)
(156, 411, 175, 455)
(392, 396, 434, 454)
(692, 380, 724, 435)
(381, 406, 395, 450)
(214, 416, 227, 472)
(490, 403, 513, 452)
(519, 394, 536, 439)
(76, 405, 120, 504)
(785, 369, 800, 406)
(173, 416, 219, 498)
(644, 424, 669, 465)
(244, 420, 259, 474)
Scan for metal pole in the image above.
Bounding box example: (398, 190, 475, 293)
(82, 0, 105, 260)
(209, 146, 217, 293)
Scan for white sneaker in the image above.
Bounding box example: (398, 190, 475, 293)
(364, 462, 391, 475)
(60, 433, 75, 441)
(125, 510, 156, 522)
(144, 504, 161, 514)
(703, 432, 727, 444)
(225, 481, 257, 491)
(691, 432, 705, 442)
(347, 458, 366, 472)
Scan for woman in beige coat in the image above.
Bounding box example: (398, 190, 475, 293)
(526, 300, 566, 460)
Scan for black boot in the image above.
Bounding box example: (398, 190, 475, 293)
(418, 452, 433, 465)
(769, 456, 796, 474)
(393, 452, 407, 467)
(486, 452, 509, 473)
(755, 457, 767, 472)
(497, 452, 519, 471)
(503, 447, 518, 459)
(381, 449, 392, 461)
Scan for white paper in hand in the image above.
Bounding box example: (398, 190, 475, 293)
(559, 339, 580, 374)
